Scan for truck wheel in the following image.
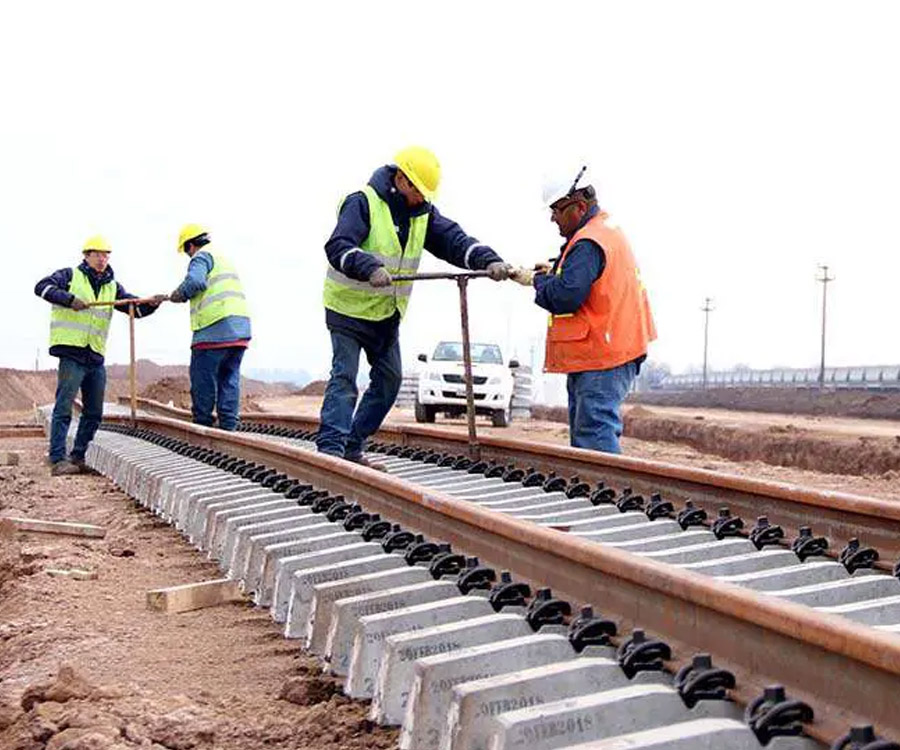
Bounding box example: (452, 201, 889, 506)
(491, 406, 510, 428)
(415, 398, 435, 423)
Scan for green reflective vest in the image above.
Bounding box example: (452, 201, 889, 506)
(49, 268, 116, 355)
(189, 249, 249, 331)
(323, 184, 428, 321)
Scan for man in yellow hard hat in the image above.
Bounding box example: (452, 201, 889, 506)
(318, 146, 511, 466)
(34, 235, 162, 475)
(167, 224, 251, 430)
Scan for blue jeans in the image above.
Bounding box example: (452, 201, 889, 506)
(316, 329, 402, 460)
(189, 347, 245, 430)
(566, 361, 637, 454)
(49, 357, 106, 463)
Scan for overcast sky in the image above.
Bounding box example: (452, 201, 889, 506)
(3, 1, 899, 385)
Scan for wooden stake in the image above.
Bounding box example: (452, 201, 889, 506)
(129, 302, 137, 427)
(5, 516, 106, 538)
(146, 578, 245, 613)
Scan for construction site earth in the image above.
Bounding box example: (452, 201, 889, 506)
(2, 364, 900, 750)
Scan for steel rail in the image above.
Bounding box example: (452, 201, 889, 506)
(124, 397, 900, 565)
(105, 410, 900, 743)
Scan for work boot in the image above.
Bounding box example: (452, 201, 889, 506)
(345, 455, 387, 472)
(70, 458, 95, 475)
(51, 460, 82, 477)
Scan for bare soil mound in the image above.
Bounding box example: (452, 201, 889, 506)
(296, 380, 327, 396)
(631, 387, 900, 420)
(141, 377, 263, 411)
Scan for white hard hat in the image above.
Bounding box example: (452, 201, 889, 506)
(541, 165, 589, 207)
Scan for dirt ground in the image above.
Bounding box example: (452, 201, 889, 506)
(260, 395, 900, 499)
(0, 436, 398, 750)
(632, 386, 900, 420)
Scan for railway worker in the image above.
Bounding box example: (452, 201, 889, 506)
(34, 235, 162, 475)
(317, 146, 511, 467)
(167, 224, 251, 431)
(510, 167, 656, 454)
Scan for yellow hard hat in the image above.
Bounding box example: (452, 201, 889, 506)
(394, 146, 441, 201)
(83, 235, 112, 253)
(177, 223, 209, 253)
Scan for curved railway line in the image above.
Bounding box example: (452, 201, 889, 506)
(59, 398, 900, 749)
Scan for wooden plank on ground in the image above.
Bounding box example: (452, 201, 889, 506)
(45, 568, 98, 581)
(5, 517, 106, 538)
(146, 578, 245, 613)
(0, 427, 44, 438)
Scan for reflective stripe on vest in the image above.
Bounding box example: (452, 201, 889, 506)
(322, 184, 428, 321)
(189, 249, 249, 331)
(49, 268, 116, 355)
(543, 212, 656, 374)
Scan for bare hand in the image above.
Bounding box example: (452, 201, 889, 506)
(148, 294, 169, 307)
(70, 297, 88, 311)
(486, 262, 512, 281)
(169, 289, 186, 303)
(369, 268, 392, 288)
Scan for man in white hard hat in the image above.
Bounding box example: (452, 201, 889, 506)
(319, 146, 511, 467)
(35, 235, 162, 475)
(511, 167, 656, 453)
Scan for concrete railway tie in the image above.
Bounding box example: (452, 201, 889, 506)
(71, 420, 900, 750)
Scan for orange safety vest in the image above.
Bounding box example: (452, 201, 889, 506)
(544, 211, 656, 373)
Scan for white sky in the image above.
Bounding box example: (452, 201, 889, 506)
(3, 1, 899, 381)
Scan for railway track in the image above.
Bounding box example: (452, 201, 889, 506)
(58, 400, 900, 749)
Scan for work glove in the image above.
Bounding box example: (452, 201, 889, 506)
(369, 267, 392, 288)
(169, 288, 186, 303)
(148, 294, 169, 307)
(70, 297, 89, 311)
(485, 262, 511, 281)
(508, 267, 535, 286)
(533, 261, 553, 274)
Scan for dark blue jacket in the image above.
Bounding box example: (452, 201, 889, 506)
(35, 260, 157, 365)
(324, 166, 504, 340)
(534, 205, 606, 315)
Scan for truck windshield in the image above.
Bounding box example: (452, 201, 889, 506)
(432, 342, 503, 364)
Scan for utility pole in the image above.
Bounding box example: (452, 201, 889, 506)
(817, 264, 834, 388)
(701, 298, 714, 388)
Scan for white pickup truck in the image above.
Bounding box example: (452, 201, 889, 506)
(414, 341, 519, 427)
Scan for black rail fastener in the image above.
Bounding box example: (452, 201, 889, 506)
(744, 685, 813, 745)
(285, 483, 314, 499)
(344, 510, 376, 531)
(565, 476, 592, 499)
(542, 474, 567, 493)
(405, 541, 447, 566)
(616, 492, 645, 513)
(423, 451, 442, 465)
(456, 557, 497, 594)
(298, 488, 328, 506)
(712, 507, 744, 539)
(831, 725, 900, 750)
(893, 559, 900, 580)
(522, 469, 546, 487)
(504, 466, 526, 483)
(568, 605, 617, 652)
(439, 454, 459, 468)
(467, 460, 489, 475)
(326, 501, 359, 523)
(791, 527, 829, 561)
(262, 472, 288, 488)
(525, 588, 572, 631)
(429, 551, 467, 579)
(676, 500, 708, 530)
(617, 629, 672, 679)
(749, 516, 785, 550)
(484, 463, 507, 478)
(488, 571, 531, 611)
(646, 493, 674, 521)
(361, 518, 393, 542)
(411, 449, 430, 462)
(674, 653, 736, 708)
(453, 456, 474, 471)
(309, 494, 337, 514)
(399, 446, 416, 459)
(387, 445, 403, 457)
(839, 538, 879, 574)
(590, 486, 617, 506)
(383, 529, 419, 553)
